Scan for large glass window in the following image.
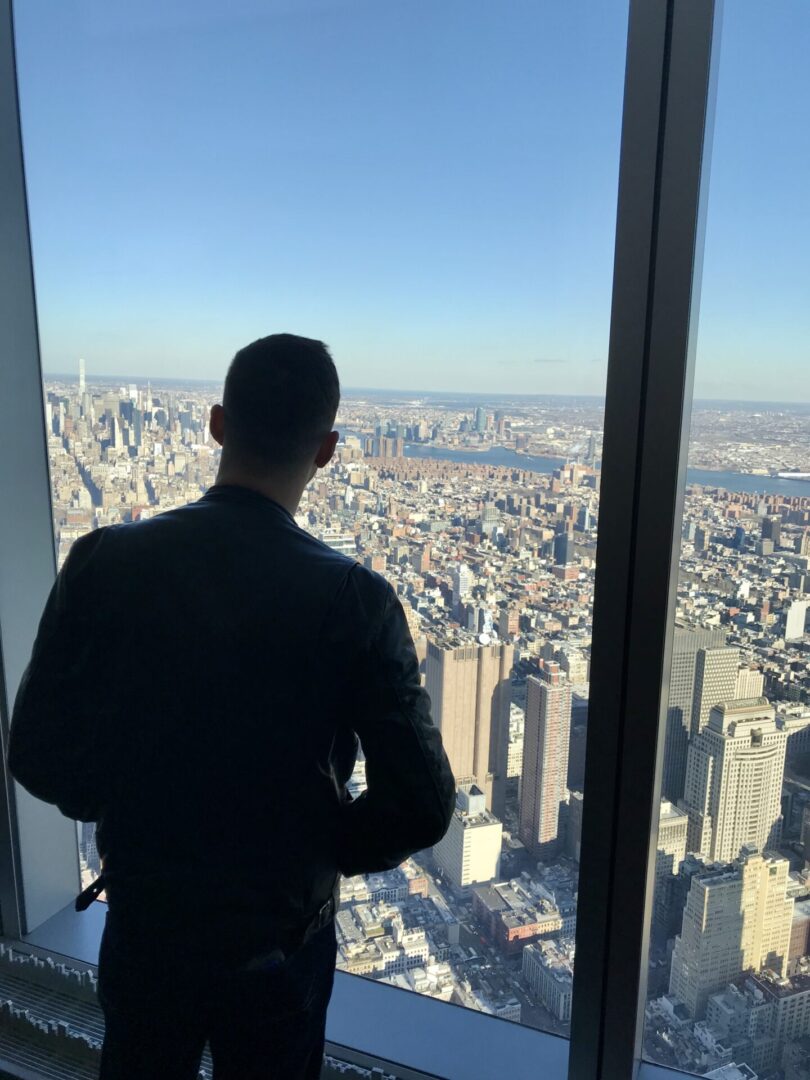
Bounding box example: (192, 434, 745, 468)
(645, 2, 810, 1074)
(14, 0, 628, 1037)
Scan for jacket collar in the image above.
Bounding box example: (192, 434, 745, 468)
(201, 484, 296, 524)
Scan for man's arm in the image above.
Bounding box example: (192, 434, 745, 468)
(336, 575, 456, 878)
(7, 529, 110, 821)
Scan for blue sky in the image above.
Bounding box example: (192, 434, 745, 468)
(13, 0, 810, 399)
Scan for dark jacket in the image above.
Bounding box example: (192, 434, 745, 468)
(9, 484, 455, 942)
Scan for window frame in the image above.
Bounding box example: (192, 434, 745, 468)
(0, 0, 722, 1076)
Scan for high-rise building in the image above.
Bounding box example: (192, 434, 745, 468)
(736, 665, 765, 699)
(433, 784, 503, 889)
(682, 698, 786, 863)
(474, 406, 487, 433)
(762, 514, 782, 546)
(653, 799, 689, 940)
(498, 607, 519, 640)
(690, 647, 739, 739)
(425, 636, 513, 816)
(557, 648, 588, 686)
(566, 789, 584, 863)
(662, 624, 728, 804)
(669, 848, 793, 1018)
(553, 529, 572, 566)
(519, 661, 572, 858)
(452, 563, 474, 607)
(785, 599, 809, 642)
(78, 356, 86, 395)
(522, 941, 575, 1023)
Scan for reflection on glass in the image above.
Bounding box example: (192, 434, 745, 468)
(18, 0, 626, 1039)
(645, 3, 810, 1074)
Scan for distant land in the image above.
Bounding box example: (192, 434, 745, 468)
(41, 374, 810, 411)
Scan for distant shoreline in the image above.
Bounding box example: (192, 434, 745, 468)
(42, 374, 810, 410)
(403, 444, 810, 498)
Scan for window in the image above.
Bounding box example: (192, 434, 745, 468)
(0, 0, 728, 1076)
(644, 2, 810, 1076)
(12, 0, 629, 1041)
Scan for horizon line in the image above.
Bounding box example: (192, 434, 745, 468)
(42, 371, 810, 409)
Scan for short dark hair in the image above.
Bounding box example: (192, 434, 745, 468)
(222, 334, 340, 467)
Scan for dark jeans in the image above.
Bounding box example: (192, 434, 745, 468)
(97, 911, 337, 1079)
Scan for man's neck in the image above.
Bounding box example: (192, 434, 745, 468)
(213, 468, 304, 517)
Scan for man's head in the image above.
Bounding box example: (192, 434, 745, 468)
(210, 334, 340, 490)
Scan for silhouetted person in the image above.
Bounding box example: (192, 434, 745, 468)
(9, 334, 456, 1080)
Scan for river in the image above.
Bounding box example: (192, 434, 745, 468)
(401, 444, 810, 498)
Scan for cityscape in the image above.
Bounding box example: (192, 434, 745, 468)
(10, 364, 810, 1079)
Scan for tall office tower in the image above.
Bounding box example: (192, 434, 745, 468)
(682, 698, 786, 862)
(433, 784, 503, 889)
(736, 664, 765, 699)
(519, 661, 572, 858)
(669, 848, 793, 1018)
(566, 789, 584, 862)
(78, 357, 86, 395)
(653, 800, 689, 942)
(553, 529, 572, 566)
(425, 637, 513, 817)
(480, 503, 499, 535)
(585, 431, 597, 465)
(762, 514, 782, 546)
(785, 599, 809, 642)
(498, 607, 519, 640)
(475, 406, 487, 433)
(557, 648, 588, 686)
(690, 647, 739, 739)
(452, 563, 473, 607)
(661, 624, 727, 803)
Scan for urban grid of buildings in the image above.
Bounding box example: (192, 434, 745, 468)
(5, 368, 810, 1078)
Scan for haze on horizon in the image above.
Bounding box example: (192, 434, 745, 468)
(42, 368, 810, 412)
(16, 0, 809, 401)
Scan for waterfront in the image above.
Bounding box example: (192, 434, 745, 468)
(403, 444, 810, 499)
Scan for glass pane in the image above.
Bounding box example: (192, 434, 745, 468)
(17, 0, 626, 1038)
(645, 3, 810, 1074)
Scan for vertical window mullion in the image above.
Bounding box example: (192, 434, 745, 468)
(0, 0, 80, 937)
(569, 1, 722, 1077)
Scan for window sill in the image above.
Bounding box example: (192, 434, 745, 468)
(16, 901, 571, 1080)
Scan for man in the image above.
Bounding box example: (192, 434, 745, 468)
(8, 334, 456, 1079)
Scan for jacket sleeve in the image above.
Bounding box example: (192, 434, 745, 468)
(7, 529, 110, 821)
(336, 573, 456, 877)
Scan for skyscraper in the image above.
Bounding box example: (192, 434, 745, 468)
(736, 664, 765, 699)
(433, 784, 503, 889)
(519, 661, 572, 858)
(682, 698, 786, 862)
(653, 799, 688, 941)
(762, 514, 782, 547)
(690, 646, 739, 739)
(78, 356, 86, 395)
(669, 848, 793, 1018)
(553, 529, 572, 567)
(425, 637, 513, 817)
(452, 563, 473, 608)
(785, 599, 809, 643)
(662, 624, 728, 803)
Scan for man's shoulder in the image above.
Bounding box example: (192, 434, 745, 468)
(338, 562, 396, 632)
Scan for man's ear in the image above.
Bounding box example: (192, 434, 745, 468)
(314, 430, 339, 469)
(210, 403, 225, 446)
